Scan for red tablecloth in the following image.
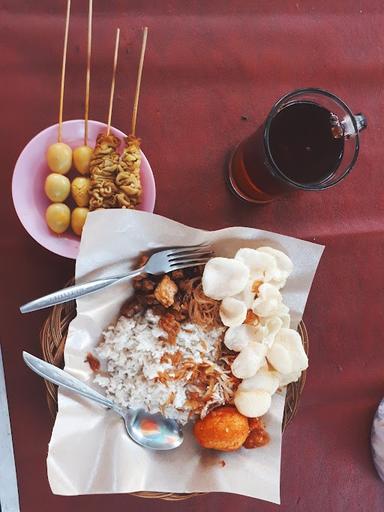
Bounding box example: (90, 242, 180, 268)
(2, 1, 384, 510)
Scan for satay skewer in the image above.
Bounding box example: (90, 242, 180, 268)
(116, 27, 149, 208)
(73, 0, 94, 175)
(88, 28, 121, 211)
(46, 0, 72, 175)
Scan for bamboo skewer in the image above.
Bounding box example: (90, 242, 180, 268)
(88, 28, 121, 210)
(72, 0, 93, 175)
(58, 0, 71, 143)
(84, 0, 93, 146)
(106, 28, 120, 136)
(112, 27, 149, 210)
(131, 27, 148, 136)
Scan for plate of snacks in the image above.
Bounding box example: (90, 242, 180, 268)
(46, 210, 324, 502)
(12, 119, 156, 259)
(12, 5, 153, 259)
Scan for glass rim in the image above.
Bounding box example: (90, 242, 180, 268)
(263, 87, 360, 190)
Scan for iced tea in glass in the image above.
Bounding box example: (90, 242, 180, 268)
(228, 88, 367, 203)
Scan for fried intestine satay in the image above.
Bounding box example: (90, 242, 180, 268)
(115, 135, 142, 209)
(89, 133, 121, 210)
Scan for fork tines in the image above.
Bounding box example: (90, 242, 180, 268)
(167, 245, 214, 270)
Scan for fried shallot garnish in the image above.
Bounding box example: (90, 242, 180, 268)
(158, 313, 180, 345)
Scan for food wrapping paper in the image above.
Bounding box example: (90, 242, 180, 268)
(47, 210, 324, 502)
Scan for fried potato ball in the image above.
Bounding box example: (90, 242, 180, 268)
(193, 406, 249, 451)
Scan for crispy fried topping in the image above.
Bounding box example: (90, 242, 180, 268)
(158, 313, 180, 344)
(154, 275, 178, 308)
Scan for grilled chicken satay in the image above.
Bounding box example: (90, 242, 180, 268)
(113, 27, 147, 210)
(89, 133, 121, 210)
(115, 135, 142, 208)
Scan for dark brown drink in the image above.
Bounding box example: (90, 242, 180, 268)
(268, 102, 344, 184)
(228, 88, 366, 203)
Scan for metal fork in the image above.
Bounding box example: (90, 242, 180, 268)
(20, 244, 213, 314)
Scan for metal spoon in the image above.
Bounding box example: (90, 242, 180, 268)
(22, 352, 183, 451)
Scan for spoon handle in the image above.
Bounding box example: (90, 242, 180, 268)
(23, 351, 116, 411)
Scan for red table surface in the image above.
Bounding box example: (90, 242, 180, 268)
(1, 1, 384, 510)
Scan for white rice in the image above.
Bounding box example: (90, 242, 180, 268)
(94, 309, 226, 425)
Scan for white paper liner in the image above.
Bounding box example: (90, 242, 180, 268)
(47, 210, 324, 502)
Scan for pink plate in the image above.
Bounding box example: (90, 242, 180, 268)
(12, 120, 156, 259)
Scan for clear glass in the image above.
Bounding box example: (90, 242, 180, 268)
(228, 88, 367, 203)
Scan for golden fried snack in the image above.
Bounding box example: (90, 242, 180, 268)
(115, 135, 142, 208)
(89, 134, 121, 210)
(193, 406, 250, 451)
(154, 275, 178, 308)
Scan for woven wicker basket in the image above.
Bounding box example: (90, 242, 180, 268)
(40, 287, 308, 501)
